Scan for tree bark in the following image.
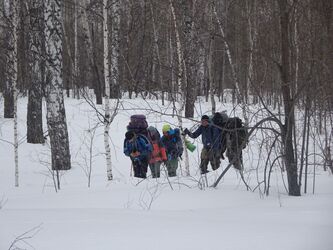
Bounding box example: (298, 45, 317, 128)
(103, 0, 112, 180)
(27, 0, 44, 144)
(44, 0, 71, 171)
(181, 0, 196, 118)
(278, 0, 300, 196)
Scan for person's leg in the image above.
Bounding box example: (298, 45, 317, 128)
(211, 149, 221, 171)
(149, 163, 156, 178)
(149, 162, 161, 178)
(141, 158, 148, 178)
(132, 160, 141, 178)
(166, 159, 178, 177)
(199, 148, 210, 174)
(155, 162, 161, 178)
(133, 159, 147, 178)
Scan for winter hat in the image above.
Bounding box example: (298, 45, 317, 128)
(162, 124, 171, 133)
(201, 115, 210, 121)
(125, 131, 135, 140)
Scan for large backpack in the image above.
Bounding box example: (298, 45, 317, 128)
(212, 111, 228, 128)
(127, 114, 148, 136)
(225, 117, 248, 149)
(124, 133, 152, 158)
(147, 126, 161, 143)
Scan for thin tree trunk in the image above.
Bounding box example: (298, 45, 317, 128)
(298, 95, 310, 188)
(74, 0, 79, 99)
(103, 0, 112, 180)
(149, 0, 164, 105)
(110, 0, 120, 99)
(12, 0, 19, 187)
(208, 4, 215, 114)
(82, 0, 103, 104)
(278, 0, 300, 196)
(170, 0, 190, 176)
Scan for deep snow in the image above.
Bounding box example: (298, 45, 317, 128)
(1, 97, 332, 250)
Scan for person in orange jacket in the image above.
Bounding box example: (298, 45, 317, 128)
(147, 126, 167, 178)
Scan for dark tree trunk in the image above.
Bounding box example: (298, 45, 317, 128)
(27, 88, 44, 143)
(27, 0, 44, 144)
(182, 0, 196, 118)
(4, 83, 14, 118)
(278, 0, 300, 196)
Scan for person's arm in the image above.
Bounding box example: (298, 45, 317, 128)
(186, 126, 202, 139)
(123, 140, 131, 157)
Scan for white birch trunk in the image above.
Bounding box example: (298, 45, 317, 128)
(170, 0, 190, 176)
(45, 0, 71, 171)
(9, 0, 19, 187)
(103, 0, 112, 180)
(110, 0, 120, 98)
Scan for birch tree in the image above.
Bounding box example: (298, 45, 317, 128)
(44, 0, 71, 171)
(110, 0, 120, 99)
(6, 0, 19, 186)
(27, 0, 45, 144)
(3, 0, 14, 119)
(103, 0, 112, 180)
(170, 0, 190, 176)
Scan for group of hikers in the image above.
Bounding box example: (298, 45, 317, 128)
(123, 113, 248, 179)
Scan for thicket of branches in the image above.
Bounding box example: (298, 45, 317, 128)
(1, 0, 331, 109)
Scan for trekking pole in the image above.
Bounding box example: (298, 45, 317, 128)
(162, 162, 174, 190)
(130, 162, 133, 177)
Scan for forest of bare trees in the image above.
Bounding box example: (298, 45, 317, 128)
(0, 0, 332, 195)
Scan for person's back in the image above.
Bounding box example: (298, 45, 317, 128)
(161, 125, 183, 177)
(147, 126, 167, 178)
(224, 117, 247, 170)
(124, 131, 152, 178)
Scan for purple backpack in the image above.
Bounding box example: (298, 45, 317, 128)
(127, 115, 148, 136)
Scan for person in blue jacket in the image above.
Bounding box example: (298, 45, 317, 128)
(183, 115, 222, 174)
(161, 124, 183, 177)
(124, 131, 152, 178)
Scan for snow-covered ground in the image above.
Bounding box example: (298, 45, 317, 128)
(1, 97, 332, 250)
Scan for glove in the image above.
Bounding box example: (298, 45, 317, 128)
(183, 128, 190, 135)
(131, 151, 140, 157)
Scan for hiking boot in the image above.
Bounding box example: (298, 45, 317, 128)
(201, 169, 209, 174)
(168, 172, 176, 177)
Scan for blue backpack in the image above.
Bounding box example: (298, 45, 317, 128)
(124, 133, 152, 160)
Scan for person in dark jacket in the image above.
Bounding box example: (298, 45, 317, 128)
(183, 115, 222, 174)
(124, 131, 152, 178)
(161, 124, 183, 177)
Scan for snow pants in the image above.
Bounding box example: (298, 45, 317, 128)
(200, 147, 221, 174)
(132, 157, 148, 178)
(165, 159, 178, 177)
(149, 162, 161, 178)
